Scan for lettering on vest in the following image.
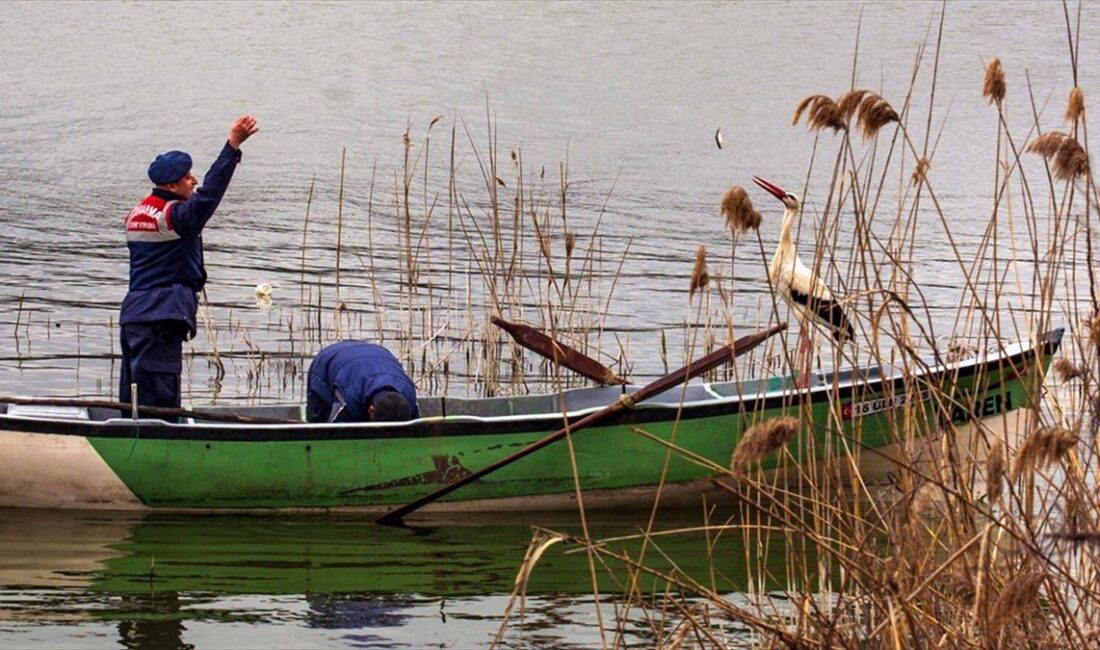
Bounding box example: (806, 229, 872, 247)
(126, 197, 180, 242)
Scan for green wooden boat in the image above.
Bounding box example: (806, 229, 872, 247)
(0, 329, 1062, 513)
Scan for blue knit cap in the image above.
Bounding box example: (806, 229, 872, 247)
(147, 150, 192, 184)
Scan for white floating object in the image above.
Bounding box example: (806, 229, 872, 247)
(254, 283, 273, 299)
(714, 128, 724, 150)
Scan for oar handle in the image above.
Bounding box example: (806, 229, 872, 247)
(375, 322, 786, 525)
(0, 396, 297, 425)
(491, 316, 626, 385)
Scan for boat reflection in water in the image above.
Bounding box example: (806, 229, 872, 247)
(0, 507, 795, 648)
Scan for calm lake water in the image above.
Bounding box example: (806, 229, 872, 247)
(0, 0, 1094, 647)
(0, 508, 794, 648)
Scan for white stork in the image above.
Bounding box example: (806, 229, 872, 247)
(752, 176, 853, 382)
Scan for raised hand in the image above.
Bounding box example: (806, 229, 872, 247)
(228, 115, 259, 149)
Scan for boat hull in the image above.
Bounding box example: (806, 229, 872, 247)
(0, 331, 1061, 513)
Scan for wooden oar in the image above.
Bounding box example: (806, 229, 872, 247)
(0, 396, 297, 425)
(491, 316, 626, 385)
(376, 322, 786, 526)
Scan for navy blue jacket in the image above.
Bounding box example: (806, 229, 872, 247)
(307, 341, 421, 422)
(120, 142, 242, 335)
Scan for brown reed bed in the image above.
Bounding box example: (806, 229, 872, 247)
(488, 6, 1100, 648)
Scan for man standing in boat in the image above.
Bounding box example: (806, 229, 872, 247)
(307, 341, 420, 422)
(119, 115, 259, 409)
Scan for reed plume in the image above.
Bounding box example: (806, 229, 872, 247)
(988, 568, 1044, 634)
(1026, 131, 1089, 181)
(1011, 425, 1078, 480)
(793, 94, 846, 133)
(1088, 311, 1100, 349)
(837, 89, 870, 122)
(1061, 493, 1094, 538)
(720, 185, 762, 234)
(911, 156, 931, 186)
(1066, 86, 1085, 123)
(987, 439, 1006, 504)
(982, 58, 1006, 105)
(856, 94, 899, 140)
(689, 245, 710, 299)
(909, 482, 939, 517)
(565, 231, 578, 259)
(730, 416, 799, 475)
(1052, 357, 1085, 382)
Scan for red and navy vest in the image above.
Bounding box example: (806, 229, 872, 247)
(119, 193, 204, 331)
(124, 193, 207, 292)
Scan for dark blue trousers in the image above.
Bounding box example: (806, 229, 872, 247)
(119, 321, 187, 409)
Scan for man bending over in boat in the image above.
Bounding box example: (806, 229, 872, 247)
(119, 115, 259, 410)
(306, 341, 420, 423)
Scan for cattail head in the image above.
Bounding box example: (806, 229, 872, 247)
(793, 94, 846, 133)
(987, 439, 1006, 504)
(689, 246, 709, 299)
(856, 94, 899, 140)
(911, 156, 931, 186)
(731, 416, 799, 475)
(1066, 86, 1085, 123)
(983, 58, 1006, 105)
(1052, 357, 1085, 382)
(1026, 131, 1089, 181)
(720, 185, 762, 234)
(1011, 425, 1078, 480)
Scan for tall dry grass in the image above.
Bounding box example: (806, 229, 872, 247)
(489, 5, 1100, 648)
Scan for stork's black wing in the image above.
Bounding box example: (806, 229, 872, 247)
(788, 286, 854, 342)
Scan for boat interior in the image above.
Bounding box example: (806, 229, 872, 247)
(0, 361, 890, 425)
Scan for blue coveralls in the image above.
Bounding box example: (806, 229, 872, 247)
(306, 341, 421, 423)
(119, 142, 242, 409)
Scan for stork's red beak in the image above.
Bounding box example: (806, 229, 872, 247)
(752, 176, 787, 201)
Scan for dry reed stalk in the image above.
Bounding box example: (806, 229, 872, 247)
(1066, 86, 1085, 123)
(719, 185, 762, 234)
(730, 416, 799, 476)
(982, 58, 1006, 105)
(689, 246, 709, 300)
(335, 147, 346, 306)
(1026, 131, 1089, 181)
(1010, 425, 1078, 480)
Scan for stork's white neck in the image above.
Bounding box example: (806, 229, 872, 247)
(777, 204, 799, 251)
(768, 203, 800, 282)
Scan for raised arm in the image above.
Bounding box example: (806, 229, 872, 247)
(170, 115, 259, 237)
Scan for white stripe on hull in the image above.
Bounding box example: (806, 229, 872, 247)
(0, 430, 146, 510)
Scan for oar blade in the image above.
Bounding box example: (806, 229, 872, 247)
(491, 316, 626, 385)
